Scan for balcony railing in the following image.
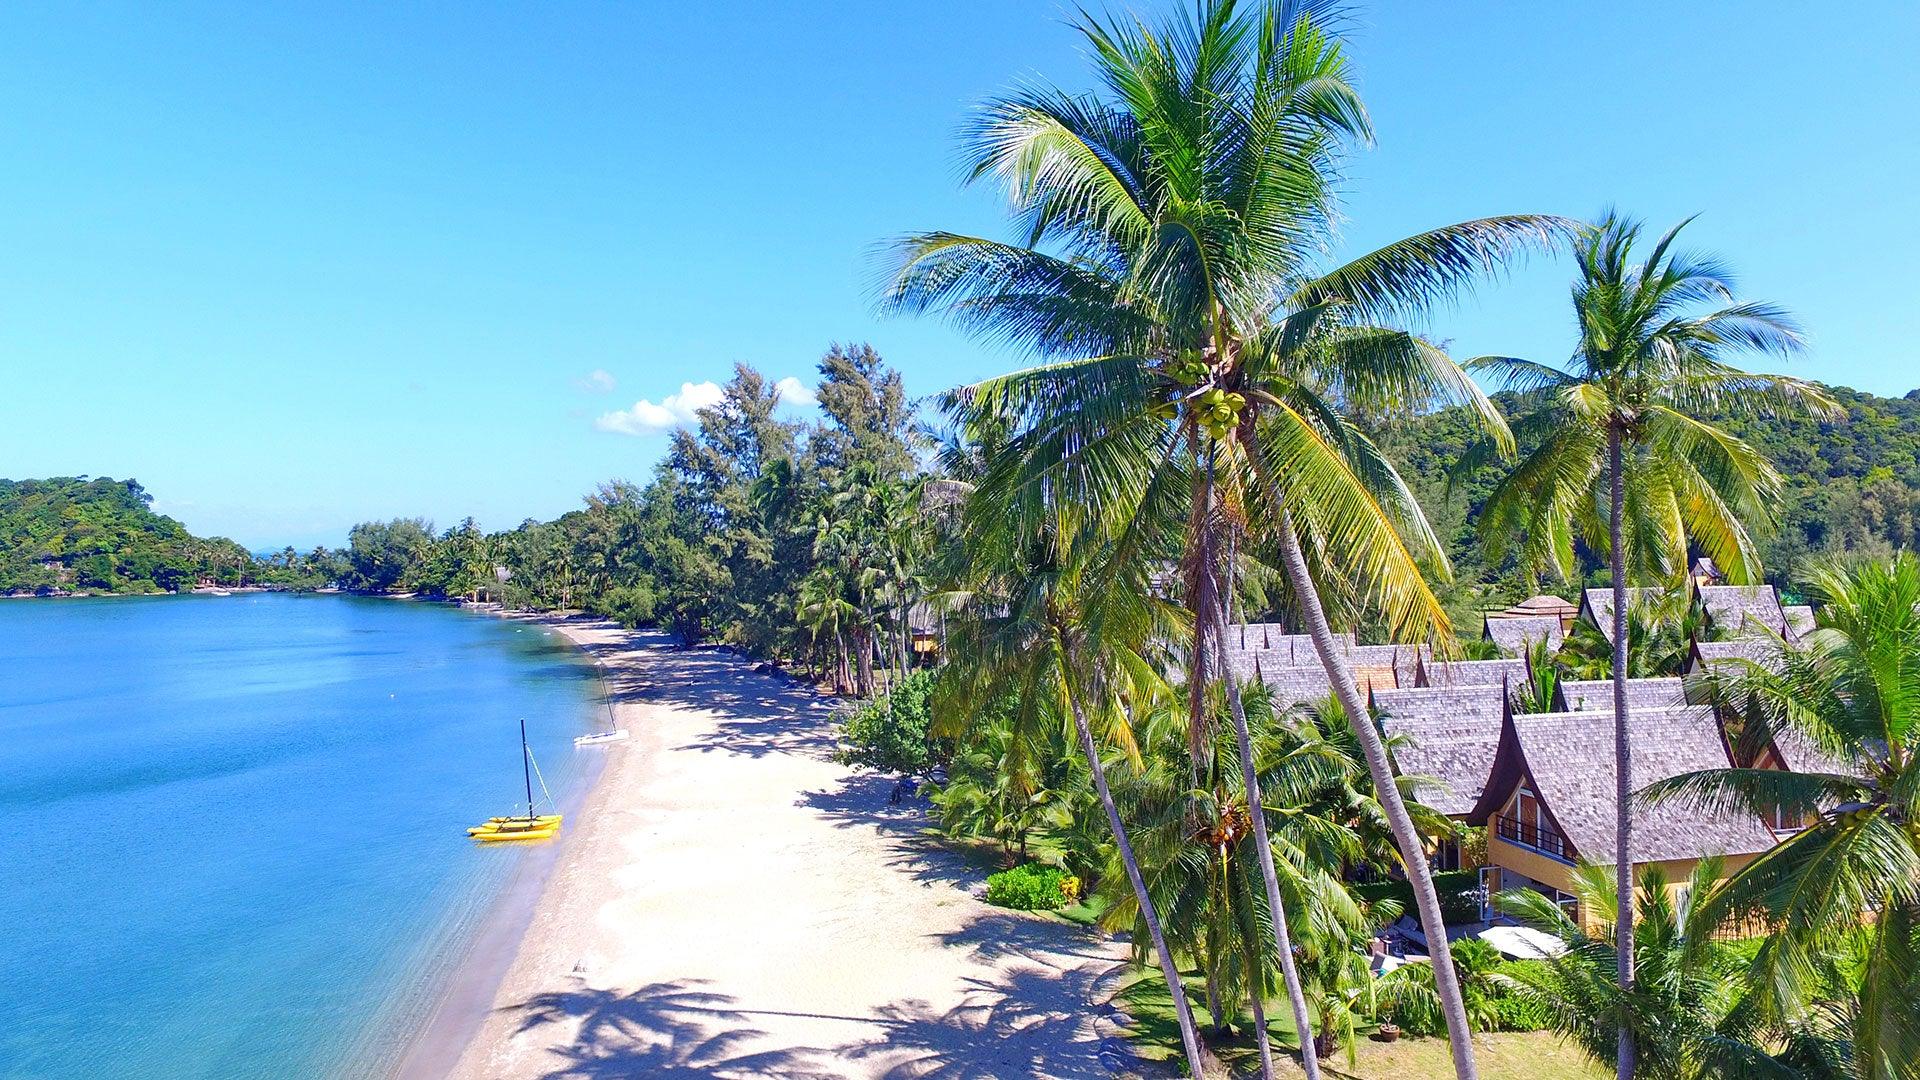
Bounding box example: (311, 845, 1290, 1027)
(1495, 814, 1573, 863)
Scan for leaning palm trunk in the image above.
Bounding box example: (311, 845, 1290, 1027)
(1059, 659, 1211, 1080)
(1211, 599, 1323, 1080)
(1273, 511, 1480, 1080)
(1606, 426, 1636, 1080)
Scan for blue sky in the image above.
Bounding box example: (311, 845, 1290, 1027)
(2, 2, 1915, 549)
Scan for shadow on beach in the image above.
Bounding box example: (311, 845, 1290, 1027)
(507, 966, 1134, 1080)
(492, 616, 1151, 1079)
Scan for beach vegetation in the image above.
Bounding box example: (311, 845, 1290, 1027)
(984, 862, 1080, 911)
(834, 669, 940, 774)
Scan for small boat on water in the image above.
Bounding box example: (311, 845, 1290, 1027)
(573, 730, 628, 746)
(467, 814, 562, 835)
(469, 718, 561, 843)
(473, 821, 559, 842)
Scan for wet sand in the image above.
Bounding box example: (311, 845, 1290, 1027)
(438, 618, 1139, 1079)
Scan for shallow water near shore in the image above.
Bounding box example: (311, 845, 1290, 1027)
(0, 593, 601, 1078)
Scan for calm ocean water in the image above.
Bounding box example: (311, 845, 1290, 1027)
(0, 593, 601, 1079)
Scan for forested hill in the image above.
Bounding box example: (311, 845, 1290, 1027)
(0, 477, 257, 594)
(1380, 382, 1920, 611)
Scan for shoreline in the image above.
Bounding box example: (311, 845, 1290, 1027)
(428, 617, 1136, 1080)
(389, 612, 633, 1080)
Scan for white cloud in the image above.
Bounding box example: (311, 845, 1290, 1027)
(774, 376, 818, 408)
(574, 369, 617, 394)
(594, 381, 726, 436)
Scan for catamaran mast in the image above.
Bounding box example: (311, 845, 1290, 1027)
(520, 716, 534, 819)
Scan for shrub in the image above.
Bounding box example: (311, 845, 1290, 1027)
(835, 670, 938, 773)
(1492, 991, 1553, 1032)
(1352, 869, 1483, 925)
(985, 863, 1079, 911)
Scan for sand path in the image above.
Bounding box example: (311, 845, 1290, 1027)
(444, 619, 1139, 1080)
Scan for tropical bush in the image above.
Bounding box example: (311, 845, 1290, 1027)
(834, 670, 938, 773)
(985, 863, 1079, 911)
(1353, 869, 1483, 926)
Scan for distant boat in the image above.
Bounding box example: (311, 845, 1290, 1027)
(469, 718, 560, 842)
(209, 589, 233, 597)
(573, 657, 628, 746)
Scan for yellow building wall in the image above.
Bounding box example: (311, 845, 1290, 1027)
(1486, 835, 1760, 933)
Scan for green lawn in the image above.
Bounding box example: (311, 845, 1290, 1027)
(1116, 972, 1607, 1080)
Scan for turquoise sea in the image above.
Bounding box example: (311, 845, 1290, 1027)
(0, 593, 601, 1078)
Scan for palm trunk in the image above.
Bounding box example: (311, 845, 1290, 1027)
(1272, 510, 1480, 1080)
(1210, 599, 1323, 1080)
(1198, 448, 1321, 1079)
(1249, 983, 1275, 1080)
(1204, 968, 1225, 1034)
(1060, 652, 1211, 1080)
(1607, 425, 1636, 1080)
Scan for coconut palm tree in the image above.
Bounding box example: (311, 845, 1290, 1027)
(884, 5, 1560, 1074)
(936, 507, 1213, 1077)
(1497, 860, 1808, 1080)
(1646, 554, 1920, 1080)
(1109, 682, 1417, 1075)
(1470, 214, 1835, 1078)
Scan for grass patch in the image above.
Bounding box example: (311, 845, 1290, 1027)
(1114, 969, 1607, 1079)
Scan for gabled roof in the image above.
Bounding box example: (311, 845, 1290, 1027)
(1372, 683, 1509, 816)
(1420, 657, 1528, 688)
(1783, 605, 1816, 642)
(1245, 662, 1336, 708)
(1684, 637, 1785, 675)
(1226, 624, 1353, 662)
(1556, 677, 1688, 713)
(1579, 587, 1662, 644)
(1698, 584, 1788, 639)
(1483, 614, 1564, 657)
(1469, 705, 1775, 864)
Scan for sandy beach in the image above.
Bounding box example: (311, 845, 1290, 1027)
(436, 617, 1139, 1080)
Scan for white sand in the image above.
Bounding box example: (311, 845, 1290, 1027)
(443, 619, 1140, 1079)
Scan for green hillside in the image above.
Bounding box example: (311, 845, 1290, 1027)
(0, 477, 254, 594)
(1381, 382, 1920, 614)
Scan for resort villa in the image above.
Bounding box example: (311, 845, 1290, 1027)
(1230, 579, 1826, 934)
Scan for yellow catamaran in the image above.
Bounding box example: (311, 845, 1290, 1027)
(468, 717, 562, 841)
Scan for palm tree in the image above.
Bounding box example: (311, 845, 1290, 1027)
(937, 509, 1213, 1078)
(1646, 555, 1920, 1080)
(1497, 860, 1801, 1080)
(884, 5, 1560, 1074)
(1471, 214, 1835, 1078)
(1557, 587, 1701, 681)
(1110, 682, 1410, 1075)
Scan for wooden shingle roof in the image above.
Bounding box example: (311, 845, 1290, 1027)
(1579, 587, 1662, 644)
(1556, 677, 1689, 713)
(1483, 614, 1564, 657)
(1470, 705, 1775, 863)
(1372, 683, 1508, 816)
(1420, 657, 1528, 688)
(1782, 605, 1816, 641)
(1698, 584, 1788, 639)
(1684, 637, 1784, 675)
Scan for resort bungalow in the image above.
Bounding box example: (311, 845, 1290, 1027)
(1696, 583, 1794, 641)
(1577, 586, 1662, 645)
(1467, 703, 1776, 929)
(1555, 676, 1689, 713)
(1481, 594, 1576, 657)
(1371, 682, 1510, 869)
(1417, 656, 1528, 689)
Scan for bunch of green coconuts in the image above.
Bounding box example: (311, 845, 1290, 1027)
(1155, 356, 1246, 441)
